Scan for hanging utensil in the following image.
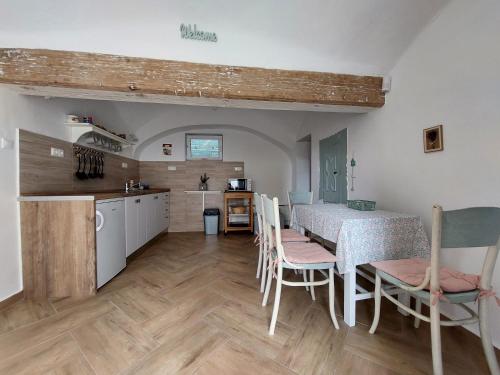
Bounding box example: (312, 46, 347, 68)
(87, 154, 92, 179)
(97, 153, 102, 177)
(81, 152, 88, 179)
(96, 154, 101, 178)
(93, 153, 99, 178)
(75, 152, 83, 179)
(99, 154, 105, 178)
(91, 152, 97, 179)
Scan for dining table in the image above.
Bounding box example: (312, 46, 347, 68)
(291, 203, 430, 327)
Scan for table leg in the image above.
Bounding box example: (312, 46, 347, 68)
(397, 291, 410, 316)
(343, 270, 356, 326)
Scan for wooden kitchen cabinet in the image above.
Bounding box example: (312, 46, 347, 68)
(224, 192, 254, 234)
(19, 189, 170, 299)
(19, 200, 97, 298)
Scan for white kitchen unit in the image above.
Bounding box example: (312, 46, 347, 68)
(125, 196, 141, 256)
(161, 192, 170, 230)
(145, 194, 159, 240)
(125, 192, 170, 257)
(96, 198, 126, 288)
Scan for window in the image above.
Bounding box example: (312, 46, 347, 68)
(186, 134, 223, 160)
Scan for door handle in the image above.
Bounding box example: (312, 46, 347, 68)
(96, 210, 104, 232)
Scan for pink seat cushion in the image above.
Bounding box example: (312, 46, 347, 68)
(274, 229, 310, 243)
(283, 242, 337, 264)
(371, 258, 479, 293)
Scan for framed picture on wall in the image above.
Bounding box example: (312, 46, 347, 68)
(423, 125, 443, 153)
(162, 143, 172, 156)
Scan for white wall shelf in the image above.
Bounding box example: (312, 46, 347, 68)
(66, 123, 133, 148)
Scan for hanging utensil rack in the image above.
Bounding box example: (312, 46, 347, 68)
(73, 145, 105, 179)
(66, 123, 132, 153)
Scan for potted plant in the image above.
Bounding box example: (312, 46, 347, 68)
(199, 173, 210, 191)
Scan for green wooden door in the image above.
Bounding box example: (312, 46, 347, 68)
(319, 128, 347, 203)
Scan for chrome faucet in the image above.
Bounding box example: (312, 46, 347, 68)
(125, 180, 142, 193)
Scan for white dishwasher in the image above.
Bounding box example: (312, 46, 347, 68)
(96, 198, 126, 288)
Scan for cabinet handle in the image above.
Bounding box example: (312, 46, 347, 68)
(154, 196, 159, 200)
(135, 199, 141, 203)
(96, 210, 104, 232)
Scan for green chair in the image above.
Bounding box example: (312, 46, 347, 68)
(369, 205, 500, 375)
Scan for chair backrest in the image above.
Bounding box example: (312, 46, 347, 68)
(253, 192, 263, 236)
(262, 194, 284, 261)
(431, 205, 500, 290)
(288, 191, 313, 216)
(441, 207, 500, 249)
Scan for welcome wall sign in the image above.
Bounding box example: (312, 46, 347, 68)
(180, 24, 218, 42)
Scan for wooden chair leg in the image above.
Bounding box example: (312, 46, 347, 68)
(262, 255, 274, 306)
(414, 297, 422, 328)
(430, 300, 443, 375)
(269, 266, 283, 335)
(478, 298, 500, 375)
(260, 249, 268, 293)
(309, 269, 316, 301)
(256, 240, 263, 279)
(303, 270, 309, 292)
(328, 268, 339, 329)
(369, 272, 382, 334)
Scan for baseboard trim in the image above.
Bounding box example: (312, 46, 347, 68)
(0, 290, 23, 311)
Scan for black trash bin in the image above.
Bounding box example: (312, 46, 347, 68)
(203, 208, 220, 235)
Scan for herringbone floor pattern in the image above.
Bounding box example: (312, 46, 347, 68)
(0, 232, 497, 374)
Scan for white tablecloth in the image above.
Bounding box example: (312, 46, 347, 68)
(291, 204, 430, 273)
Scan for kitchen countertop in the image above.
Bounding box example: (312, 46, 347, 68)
(18, 188, 170, 202)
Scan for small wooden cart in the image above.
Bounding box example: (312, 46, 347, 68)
(224, 191, 254, 234)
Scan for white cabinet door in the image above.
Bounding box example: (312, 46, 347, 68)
(96, 199, 126, 288)
(137, 196, 149, 248)
(160, 193, 170, 232)
(143, 194, 156, 241)
(125, 197, 139, 257)
(126, 193, 169, 256)
(153, 194, 162, 237)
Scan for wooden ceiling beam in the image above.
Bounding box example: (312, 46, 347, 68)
(0, 48, 385, 110)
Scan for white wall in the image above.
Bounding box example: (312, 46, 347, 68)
(139, 128, 292, 201)
(293, 140, 311, 192)
(299, 0, 500, 346)
(0, 0, 447, 75)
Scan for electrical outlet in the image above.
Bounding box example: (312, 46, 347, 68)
(168, 166, 177, 171)
(122, 162, 128, 169)
(50, 147, 64, 158)
(234, 166, 243, 171)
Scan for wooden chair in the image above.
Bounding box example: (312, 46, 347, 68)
(254, 192, 265, 282)
(256, 193, 310, 293)
(287, 191, 314, 219)
(261, 194, 340, 335)
(369, 205, 500, 375)
(288, 190, 327, 247)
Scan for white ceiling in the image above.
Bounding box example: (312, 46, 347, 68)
(0, 0, 449, 75)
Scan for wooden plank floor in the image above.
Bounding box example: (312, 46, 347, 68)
(0, 232, 497, 374)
